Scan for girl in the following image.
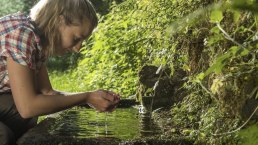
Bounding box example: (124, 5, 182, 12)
(0, 0, 120, 144)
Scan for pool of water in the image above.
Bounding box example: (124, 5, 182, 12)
(48, 106, 161, 140)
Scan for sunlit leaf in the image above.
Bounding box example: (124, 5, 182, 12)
(196, 72, 205, 81)
(204, 53, 230, 76)
(233, 10, 241, 23)
(229, 46, 250, 56)
(210, 9, 223, 23)
(210, 26, 220, 34)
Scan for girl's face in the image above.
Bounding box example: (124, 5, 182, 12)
(57, 17, 92, 55)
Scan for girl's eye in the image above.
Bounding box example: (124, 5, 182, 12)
(73, 37, 81, 45)
(74, 37, 80, 43)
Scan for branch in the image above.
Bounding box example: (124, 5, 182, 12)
(216, 22, 246, 49)
(197, 81, 214, 98)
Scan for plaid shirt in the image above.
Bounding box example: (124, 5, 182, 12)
(0, 12, 45, 93)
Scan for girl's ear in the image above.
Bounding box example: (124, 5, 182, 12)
(58, 15, 65, 25)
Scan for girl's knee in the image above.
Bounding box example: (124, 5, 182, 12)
(0, 122, 15, 145)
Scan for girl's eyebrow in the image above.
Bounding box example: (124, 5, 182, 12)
(81, 34, 87, 39)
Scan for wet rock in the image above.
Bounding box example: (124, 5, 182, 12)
(79, 99, 139, 109)
(242, 97, 258, 119)
(139, 65, 171, 88)
(240, 75, 258, 119)
(117, 99, 140, 108)
(138, 65, 186, 110)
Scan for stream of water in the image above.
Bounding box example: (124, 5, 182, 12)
(48, 106, 161, 140)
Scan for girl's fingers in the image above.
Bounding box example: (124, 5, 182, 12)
(100, 90, 120, 103)
(107, 91, 121, 103)
(92, 89, 120, 112)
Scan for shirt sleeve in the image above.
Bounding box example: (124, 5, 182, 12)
(0, 26, 37, 69)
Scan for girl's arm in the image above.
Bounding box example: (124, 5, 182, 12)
(7, 58, 120, 119)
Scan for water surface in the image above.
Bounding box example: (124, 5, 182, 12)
(48, 107, 161, 140)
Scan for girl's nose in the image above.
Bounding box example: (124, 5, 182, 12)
(72, 42, 82, 53)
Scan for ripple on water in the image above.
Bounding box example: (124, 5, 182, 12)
(48, 107, 161, 140)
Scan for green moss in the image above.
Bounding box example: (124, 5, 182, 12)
(238, 123, 258, 145)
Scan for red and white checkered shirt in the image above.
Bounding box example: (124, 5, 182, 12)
(0, 12, 45, 93)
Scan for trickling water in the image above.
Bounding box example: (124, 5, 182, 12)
(48, 106, 161, 140)
(105, 112, 108, 136)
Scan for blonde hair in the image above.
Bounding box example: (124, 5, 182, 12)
(30, 0, 98, 56)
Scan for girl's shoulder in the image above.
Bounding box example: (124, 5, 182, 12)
(0, 12, 36, 36)
(0, 12, 45, 70)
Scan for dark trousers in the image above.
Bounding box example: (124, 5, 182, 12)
(0, 93, 37, 145)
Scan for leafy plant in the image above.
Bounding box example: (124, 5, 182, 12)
(49, 0, 258, 144)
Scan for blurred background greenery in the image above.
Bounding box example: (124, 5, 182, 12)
(0, 0, 36, 16)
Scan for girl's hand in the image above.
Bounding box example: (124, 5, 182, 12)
(86, 89, 120, 112)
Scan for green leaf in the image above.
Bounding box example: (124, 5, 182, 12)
(196, 72, 205, 81)
(255, 14, 258, 30)
(229, 46, 250, 56)
(210, 26, 220, 34)
(210, 10, 223, 23)
(204, 53, 230, 76)
(233, 10, 241, 23)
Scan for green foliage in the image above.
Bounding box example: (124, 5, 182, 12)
(49, 0, 258, 144)
(47, 53, 82, 72)
(0, 0, 38, 16)
(90, 0, 124, 15)
(69, 0, 215, 97)
(49, 70, 88, 92)
(210, 9, 224, 23)
(232, 0, 258, 13)
(238, 123, 258, 145)
(204, 46, 250, 76)
(0, 0, 24, 16)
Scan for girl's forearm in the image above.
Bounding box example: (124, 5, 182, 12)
(19, 92, 91, 118)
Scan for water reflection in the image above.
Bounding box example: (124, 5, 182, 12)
(48, 107, 161, 140)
